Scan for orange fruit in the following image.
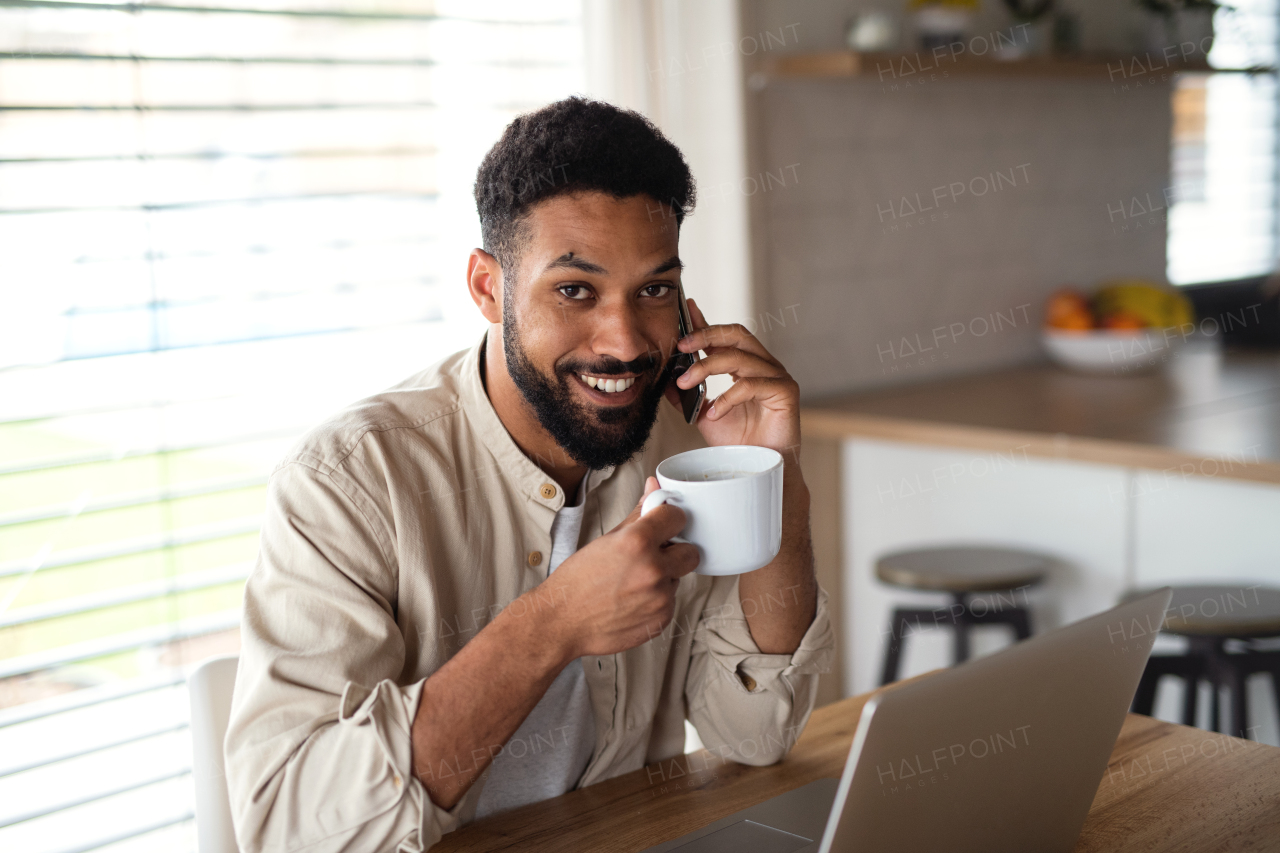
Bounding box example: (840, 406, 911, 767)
(1050, 311, 1094, 331)
(1045, 289, 1094, 329)
(1101, 310, 1147, 330)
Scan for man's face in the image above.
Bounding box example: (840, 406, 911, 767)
(501, 192, 683, 470)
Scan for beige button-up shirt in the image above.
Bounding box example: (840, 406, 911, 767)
(225, 335, 835, 853)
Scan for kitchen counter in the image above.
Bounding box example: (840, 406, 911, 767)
(801, 349, 1280, 487)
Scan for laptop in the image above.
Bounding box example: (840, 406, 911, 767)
(642, 588, 1173, 853)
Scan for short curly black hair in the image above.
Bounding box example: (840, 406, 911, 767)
(473, 97, 696, 279)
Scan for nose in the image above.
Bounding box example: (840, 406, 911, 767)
(588, 298, 653, 367)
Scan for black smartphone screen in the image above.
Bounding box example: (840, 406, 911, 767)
(672, 283, 706, 424)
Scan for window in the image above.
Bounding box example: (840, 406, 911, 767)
(1167, 0, 1278, 285)
(0, 2, 583, 851)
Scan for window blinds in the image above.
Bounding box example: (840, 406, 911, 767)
(1167, 0, 1279, 284)
(0, 3, 583, 850)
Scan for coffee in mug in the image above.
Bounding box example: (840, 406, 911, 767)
(640, 445, 784, 575)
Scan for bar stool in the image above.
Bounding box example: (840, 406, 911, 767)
(1125, 584, 1280, 740)
(877, 546, 1049, 685)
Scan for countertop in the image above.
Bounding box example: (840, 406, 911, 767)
(800, 349, 1280, 486)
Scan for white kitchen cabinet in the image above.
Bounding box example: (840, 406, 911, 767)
(842, 437, 1130, 696)
(1132, 472, 1280, 587)
(841, 437, 1280, 743)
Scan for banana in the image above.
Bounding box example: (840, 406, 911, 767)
(1092, 280, 1195, 329)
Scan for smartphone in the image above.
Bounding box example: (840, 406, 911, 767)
(672, 282, 706, 424)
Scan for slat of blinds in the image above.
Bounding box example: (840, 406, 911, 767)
(49, 811, 195, 853)
(0, 671, 185, 729)
(0, 766, 192, 829)
(58, 276, 437, 317)
(1, 323, 448, 421)
(0, 146, 438, 164)
(1, 198, 441, 268)
(0, 474, 267, 526)
(23, 260, 438, 313)
(0, 609, 242, 679)
(0, 62, 573, 107)
(0, 0, 574, 24)
(1, 52, 566, 66)
(0, 8, 581, 63)
(1, 160, 435, 210)
(0, 515, 261, 578)
(0, 562, 252, 629)
(0, 720, 188, 777)
(0, 189, 437, 215)
(0, 380, 394, 470)
(0, 111, 443, 159)
(0, 103, 444, 112)
(0, 430, 300, 476)
(0, 60, 435, 106)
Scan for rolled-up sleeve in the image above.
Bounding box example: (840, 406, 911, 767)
(225, 457, 466, 852)
(684, 577, 835, 766)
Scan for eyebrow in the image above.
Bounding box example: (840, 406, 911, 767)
(648, 256, 684, 276)
(544, 253, 608, 275)
(541, 253, 684, 278)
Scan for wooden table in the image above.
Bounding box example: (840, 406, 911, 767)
(434, 688, 1280, 853)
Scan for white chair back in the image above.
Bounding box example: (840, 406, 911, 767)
(189, 655, 239, 853)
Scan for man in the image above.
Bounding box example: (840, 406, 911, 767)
(225, 97, 834, 853)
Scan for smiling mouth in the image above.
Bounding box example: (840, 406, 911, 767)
(578, 374, 637, 394)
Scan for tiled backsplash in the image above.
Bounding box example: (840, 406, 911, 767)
(748, 75, 1171, 399)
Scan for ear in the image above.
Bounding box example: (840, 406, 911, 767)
(467, 248, 504, 325)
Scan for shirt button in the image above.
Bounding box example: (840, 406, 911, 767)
(539, 483, 557, 499)
(740, 673, 758, 692)
(528, 550, 543, 567)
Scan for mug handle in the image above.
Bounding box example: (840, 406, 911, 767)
(640, 489, 690, 544)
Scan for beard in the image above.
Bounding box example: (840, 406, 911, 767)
(502, 301, 675, 470)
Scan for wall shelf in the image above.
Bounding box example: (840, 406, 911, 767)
(761, 51, 1273, 82)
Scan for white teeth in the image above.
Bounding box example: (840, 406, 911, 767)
(581, 376, 635, 393)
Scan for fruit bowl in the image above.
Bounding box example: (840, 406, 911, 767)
(1042, 328, 1186, 375)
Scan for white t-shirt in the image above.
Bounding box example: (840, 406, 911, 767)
(473, 471, 597, 819)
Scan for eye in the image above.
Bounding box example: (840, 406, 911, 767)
(558, 284, 592, 301)
(641, 283, 673, 298)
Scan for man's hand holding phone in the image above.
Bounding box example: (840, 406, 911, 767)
(666, 294, 801, 456)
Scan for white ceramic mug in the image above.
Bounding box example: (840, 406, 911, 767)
(640, 445, 784, 576)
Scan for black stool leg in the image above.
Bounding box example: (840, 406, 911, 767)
(880, 596, 1036, 685)
(1245, 650, 1280, 737)
(1133, 656, 1196, 717)
(1193, 637, 1239, 736)
(1007, 607, 1032, 641)
(955, 594, 1032, 663)
(953, 624, 971, 666)
(1271, 665, 1280, 732)
(1132, 665, 1161, 716)
(880, 609, 911, 686)
(1181, 673, 1199, 727)
(951, 593, 972, 666)
(1226, 659, 1249, 739)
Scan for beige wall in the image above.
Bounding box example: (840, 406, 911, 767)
(739, 2, 1173, 400)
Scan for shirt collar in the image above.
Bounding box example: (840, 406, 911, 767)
(456, 331, 616, 514)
